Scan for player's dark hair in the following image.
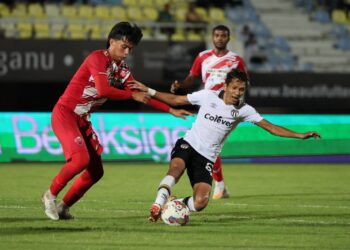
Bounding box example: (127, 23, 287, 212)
(225, 69, 248, 85)
(212, 25, 230, 37)
(106, 22, 143, 48)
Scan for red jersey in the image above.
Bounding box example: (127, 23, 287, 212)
(190, 49, 247, 90)
(58, 50, 169, 115)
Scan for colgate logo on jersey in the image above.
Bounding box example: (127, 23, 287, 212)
(204, 113, 233, 127)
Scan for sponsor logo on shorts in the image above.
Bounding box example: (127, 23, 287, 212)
(74, 136, 83, 146)
(180, 144, 189, 149)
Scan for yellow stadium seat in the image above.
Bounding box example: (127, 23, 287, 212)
(141, 27, 153, 39)
(111, 6, 127, 20)
(187, 31, 203, 41)
(0, 3, 10, 17)
(45, 4, 60, 18)
(2, 22, 16, 38)
(209, 7, 226, 22)
(171, 32, 186, 42)
(195, 7, 208, 22)
(61, 5, 77, 19)
(143, 7, 159, 21)
(154, 0, 169, 9)
(78, 5, 94, 19)
(28, 3, 46, 19)
(34, 22, 50, 39)
(175, 8, 186, 21)
(95, 5, 110, 20)
(90, 28, 105, 40)
(17, 23, 33, 39)
(122, 0, 139, 7)
(332, 9, 349, 24)
(172, 0, 187, 9)
(127, 7, 143, 21)
(64, 23, 87, 39)
(50, 23, 65, 39)
(139, 0, 154, 8)
(11, 3, 27, 19)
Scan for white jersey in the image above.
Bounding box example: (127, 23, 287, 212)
(184, 89, 263, 162)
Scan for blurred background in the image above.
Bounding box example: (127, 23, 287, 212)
(0, 0, 350, 163)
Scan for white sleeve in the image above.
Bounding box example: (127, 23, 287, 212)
(241, 104, 263, 123)
(187, 90, 210, 106)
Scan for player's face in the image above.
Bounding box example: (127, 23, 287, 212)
(223, 79, 246, 105)
(212, 30, 229, 50)
(108, 38, 134, 62)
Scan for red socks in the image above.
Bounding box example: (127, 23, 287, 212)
(212, 156, 224, 182)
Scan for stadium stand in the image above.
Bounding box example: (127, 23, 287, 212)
(1, 0, 349, 72)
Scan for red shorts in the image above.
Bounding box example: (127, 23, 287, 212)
(51, 103, 103, 160)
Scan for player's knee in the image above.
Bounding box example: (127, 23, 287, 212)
(194, 195, 209, 211)
(70, 151, 90, 172)
(167, 159, 185, 179)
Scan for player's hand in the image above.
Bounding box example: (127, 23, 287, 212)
(169, 108, 193, 120)
(170, 80, 181, 94)
(129, 80, 148, 92)
(301, 131, 321, 139)
(132, 91, 150, 104)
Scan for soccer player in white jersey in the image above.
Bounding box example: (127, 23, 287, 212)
(171, 25, 248, 199)
(130, 69, 321, 222)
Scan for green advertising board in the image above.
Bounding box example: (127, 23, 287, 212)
(0, 112, 349, 162)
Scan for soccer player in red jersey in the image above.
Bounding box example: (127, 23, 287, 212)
(41, 22, 192, 220)
(170, 25, 248, 199)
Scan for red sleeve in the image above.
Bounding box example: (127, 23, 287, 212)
(146, 98, 170, 112)
(236, 56, 248, 75)
(87, 51, 133, 100)
(189, 54, 202, 77)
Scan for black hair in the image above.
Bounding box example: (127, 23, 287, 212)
(212, 25, 230, 37)
(225, 69, 248, 85)
(106, 22, 143, 49)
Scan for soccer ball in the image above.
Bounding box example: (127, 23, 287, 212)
(161, 200, 190, 226)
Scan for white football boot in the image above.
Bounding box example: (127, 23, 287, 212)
(41, 190, 59, 220)
(212, 181, 230, 200)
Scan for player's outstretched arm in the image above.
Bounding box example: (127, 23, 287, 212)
(170, 75, 197, 94)
(169, 108, 193, 120)
(256, 119, 321, 139)
(130, 80, 191, 106)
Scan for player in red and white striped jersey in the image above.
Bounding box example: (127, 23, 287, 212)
(41, 22, 192, 220)
(171, 25, 248, 200)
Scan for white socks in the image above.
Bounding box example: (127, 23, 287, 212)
(154, 175, 175, 206)
(185, 197, 197, 212)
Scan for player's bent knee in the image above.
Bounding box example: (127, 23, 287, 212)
(194, 196, 209, 211)
(73, 151, 90, 170)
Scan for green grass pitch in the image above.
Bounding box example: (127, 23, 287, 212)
(0, 163, 350, 249)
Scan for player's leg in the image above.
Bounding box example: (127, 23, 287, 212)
(58, 153, 103, 219)
(181, 182, 211, 212)
(42, 105, 90, 220)
(149, 157, 186, 222)
(149, 138, 189, 222)
(57, 126, 104, 219)
(181, 152, 213, 212)
(212, 156, 230, 199)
